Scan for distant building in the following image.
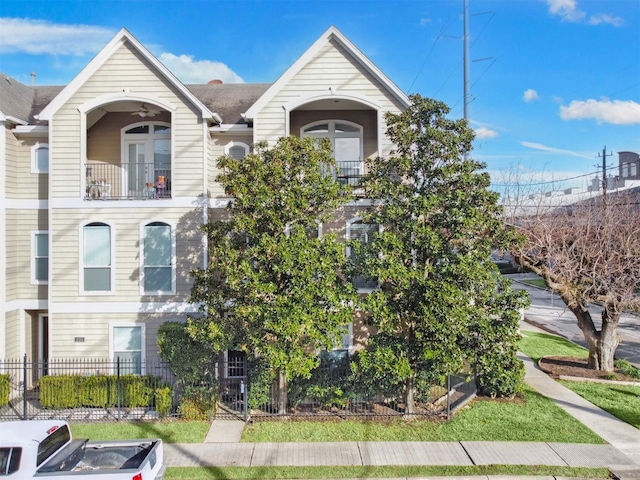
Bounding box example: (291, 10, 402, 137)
(619, 151, 639, 181)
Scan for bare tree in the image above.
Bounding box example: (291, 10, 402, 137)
(508, 187, 640, 371)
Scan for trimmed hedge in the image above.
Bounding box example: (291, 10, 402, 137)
(0, 374, 9, 407)
(39, 374, 172, 410)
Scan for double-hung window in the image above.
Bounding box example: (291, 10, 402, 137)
(142, 222, 173, 294)
(32, 232, 48, 284)
(111, 324, 144, 374)
(83, 223, 111, 292)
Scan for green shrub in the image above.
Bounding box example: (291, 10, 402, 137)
(155, 386, 173, 418)
(178, 386, 216, 420)
(38, 374, 170, 410)
(247, 360, 275, 410)
(77, 375, 110, 407)
(0, 374, 10, 407)
(476, 352, 524, 398)
(39, 375, 82, 409)
(615, 359, 640, 380)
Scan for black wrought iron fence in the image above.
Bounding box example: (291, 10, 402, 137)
(0, 356, 476, 423)
(243, 358, 476, 421)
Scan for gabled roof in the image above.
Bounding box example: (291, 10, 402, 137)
(0, 73, 35, 124)
(37, 28, 219, 123)
(243, 26, 411, 121)
(187, 83, 270, 126)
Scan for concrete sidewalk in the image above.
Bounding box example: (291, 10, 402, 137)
(163, 321, 640, 479)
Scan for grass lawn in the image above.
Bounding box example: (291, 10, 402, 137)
(164, 465, 610, 479)
(240, 384, 603, 443)
(519, 329, 640, 429)
(518, 329, 588, 363)
(71, 421, 210, 443)
(521, 278, 547, 289)
(560, 381, 640, 429)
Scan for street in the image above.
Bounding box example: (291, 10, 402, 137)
(507, 274, 640, 367)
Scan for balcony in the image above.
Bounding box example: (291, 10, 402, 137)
(85, 162, 171, 200)
(321, 160, 365, 192)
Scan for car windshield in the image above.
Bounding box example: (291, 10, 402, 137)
(37, 426, 70, 466)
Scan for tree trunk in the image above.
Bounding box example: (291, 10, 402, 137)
(569, 303, 619, 372)
(276, 369, 288, 415)
(404, 375, 415, 415)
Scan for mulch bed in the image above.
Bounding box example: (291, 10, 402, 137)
(538, 355, 639, 382)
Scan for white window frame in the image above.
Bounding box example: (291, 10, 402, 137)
(224, 141, 250, 160)
(79, 221, 115, 295)
(31, 231, 49, 285)
(140, 220, 176, 295)
(109, 323, 146, 375)
(346, 217, 381, 293)
(31, 142, 49, 173)
(301, 120, 364, 184)
(121, 122, 172, 198)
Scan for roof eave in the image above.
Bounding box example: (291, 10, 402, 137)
(38, 28, 218, 122)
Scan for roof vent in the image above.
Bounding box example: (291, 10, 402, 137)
(208, 79, 223, 85)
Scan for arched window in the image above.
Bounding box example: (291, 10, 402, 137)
(302, 121, 363, 186)
(225, 141, 250, 160)
(82, 222, 112, 292)
(31, 143, 49, 173)
(141, 221, 174, 294)
(122, 122, 171, 198)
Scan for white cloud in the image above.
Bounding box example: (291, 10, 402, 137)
(419, 18, 432, 26)
(474, 127, 499, 140)
(546, 0, 586, 22)
(588, 13, 624, 26)
(523, 89, 539, 103)
(546, 0, 624, 26)
(158, 53, 243, 84)
(521, 141, 593, 159)
(559, 99, 640, 125)
(0, 18, 114, 55)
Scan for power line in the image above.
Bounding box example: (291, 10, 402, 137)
(491, 163, 622, 188)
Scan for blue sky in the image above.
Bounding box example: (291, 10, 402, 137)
(1, 0, 638, 191)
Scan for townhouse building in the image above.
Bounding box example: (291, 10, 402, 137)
(1, 26, 410, 372)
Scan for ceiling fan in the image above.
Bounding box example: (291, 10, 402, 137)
(131, 103, 160, 117)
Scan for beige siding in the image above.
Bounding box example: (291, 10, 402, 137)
(254, 38, 405, 158)
(49, 312, 183, 361)
(50, 208, 203, 302)
(4, 310, 21, 359)
(5, 133, 49, 200)
(50, 41, 205, 201)
(5, 210, 49, 302)
(208, 134, 253, 198)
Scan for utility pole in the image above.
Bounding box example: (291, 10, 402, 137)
(598, 146, 613, 205)
(463, 0, 470, 124)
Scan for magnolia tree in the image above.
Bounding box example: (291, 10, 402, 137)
(508, 188, 640, 372)
(355, 94, 529, 408)
(188, 137, 357, 413)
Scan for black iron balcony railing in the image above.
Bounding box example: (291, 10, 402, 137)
(322, 161, 364, 189)
(85, 162, 171, 200)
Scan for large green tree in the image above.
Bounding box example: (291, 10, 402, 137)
(355, 94, 528, 409)
(188, 136, 357, 412)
